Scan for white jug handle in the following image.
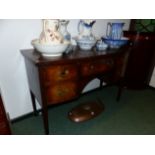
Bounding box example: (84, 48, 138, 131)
(106, 22, 112, 38)
(78, 20, 83, 34)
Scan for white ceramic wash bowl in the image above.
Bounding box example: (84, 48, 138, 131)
(76, 38, 96, 51)
(31, 39, 70, 57)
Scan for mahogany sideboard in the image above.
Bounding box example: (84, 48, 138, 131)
(21, 46, 128, 134)
(0, 91, 11, 135)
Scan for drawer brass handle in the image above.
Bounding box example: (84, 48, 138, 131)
(57, 88, 68, 96)
(106, 60, 113, 65)
(60, 69, 69, 77)
(90, 65, 94, 70)
(145, 36, 149, 40)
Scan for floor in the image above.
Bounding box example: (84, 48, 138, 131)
(11, 86, 155, 135)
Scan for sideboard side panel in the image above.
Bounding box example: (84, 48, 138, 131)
(24, 58, 42, 105)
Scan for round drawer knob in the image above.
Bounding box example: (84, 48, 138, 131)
(90, 65, 94, 70)
(60, 69, 69, 76)
(130, 42, 133, 46)
(145, 36, 149, 40)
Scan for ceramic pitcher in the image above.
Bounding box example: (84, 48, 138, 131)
(39, 19, 64, 44)
(106, 22, 125, 40)
(59, 20, 71, 42)
(78, 19, 96, 40)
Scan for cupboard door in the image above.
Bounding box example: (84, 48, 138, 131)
(123, 31, 155, 88)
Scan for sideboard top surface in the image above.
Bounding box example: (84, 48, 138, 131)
(21, 46, 126, 66)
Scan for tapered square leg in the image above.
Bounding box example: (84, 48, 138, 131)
(30, 91, 38, 116)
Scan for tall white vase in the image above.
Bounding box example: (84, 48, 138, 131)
(59, 20, 71, 42)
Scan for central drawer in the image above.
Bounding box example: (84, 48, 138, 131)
(43, 64, 78, 83)
(81, 58, 114, 77)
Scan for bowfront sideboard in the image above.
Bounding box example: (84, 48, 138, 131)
(21, 46, 128, 134)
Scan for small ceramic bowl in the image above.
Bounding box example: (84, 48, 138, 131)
(31, 39, 70, 57)
(96, 41, 108, 51)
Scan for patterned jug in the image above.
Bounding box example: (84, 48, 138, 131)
(78, 19, 96, 40)
(106, 22, 125, 40)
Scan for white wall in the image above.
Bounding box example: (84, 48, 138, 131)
(149, 67, 155, 87)
(0, 19, 130, 119)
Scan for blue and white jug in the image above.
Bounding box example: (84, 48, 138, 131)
(78, 19, 96, 40)
(75, 20, 96, 50)
(106, 22, 125, 40)
(59, 20, 71, 42)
